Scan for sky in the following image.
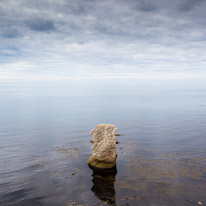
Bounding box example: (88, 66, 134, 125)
(0, 0, 206, 79)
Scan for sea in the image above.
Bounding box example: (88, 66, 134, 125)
(0, 78, 206, 206)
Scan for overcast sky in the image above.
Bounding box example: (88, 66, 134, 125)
(0, 0, 206, 79)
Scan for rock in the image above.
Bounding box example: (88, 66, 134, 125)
(88, 156, 116, 169)
(88, 124, 117, 169)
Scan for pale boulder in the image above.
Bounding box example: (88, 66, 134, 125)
(88, 124, 117, 169)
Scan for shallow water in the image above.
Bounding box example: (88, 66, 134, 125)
(0, 79, 206, 206)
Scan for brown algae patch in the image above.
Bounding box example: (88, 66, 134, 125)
(128, 154, 206, 180)
(116, 179, 147, 192)
(116, 176, 206, 203)
(55, 148, 82, 159)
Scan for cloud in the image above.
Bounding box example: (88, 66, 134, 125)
(0, 0, 206, 79)
(26, 18, 55, 32)
(134, 0, 158, 12)
(177, 0, 203, 12)
(0, 28, 20, 38)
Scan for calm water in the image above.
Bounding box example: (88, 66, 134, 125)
(0, 79, 206, 206)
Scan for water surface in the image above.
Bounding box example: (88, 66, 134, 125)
(0, 79, 206, 205)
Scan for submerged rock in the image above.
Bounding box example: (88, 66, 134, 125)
(88, 124, 117, 169)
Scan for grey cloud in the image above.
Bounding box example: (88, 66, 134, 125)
(26, 18, 55, 32)
(178, 0, 203, 12)
(137, 1, 157, 12)
(20, 0, 52, 10)
(0, 28, 20, 38)
(1, 0, 205, 39)
(138, 4, 156, 12)
(61, 0, 95, 15)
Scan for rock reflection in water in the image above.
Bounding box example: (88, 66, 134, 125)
(89, 165, 117, 205)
